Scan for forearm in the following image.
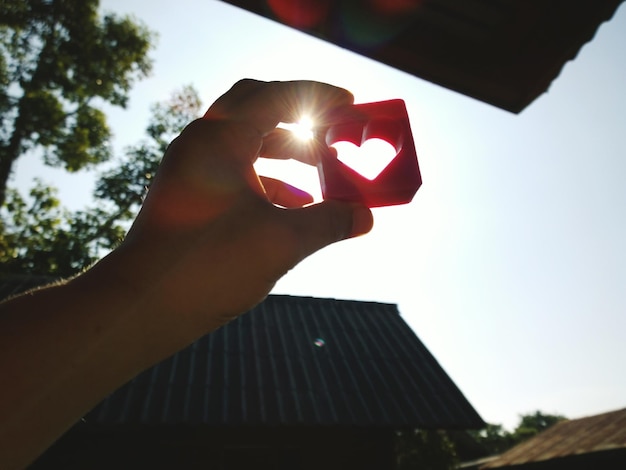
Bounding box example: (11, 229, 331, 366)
(0, 249, 193, 469)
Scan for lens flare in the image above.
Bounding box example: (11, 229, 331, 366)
(267, 0, 331, 29)
(279, 116, 315, 141)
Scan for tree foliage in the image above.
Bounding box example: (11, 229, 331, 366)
(512, 410, 566, 442)
(0, 86, 202, 277)
(394, 411, 567, 467)
(0, 181, 125, 277)
(0, 0, 155, 206)
(464, 411, 566, 459)
(395, 429, 458, 470)
(94, 84, 201, 212)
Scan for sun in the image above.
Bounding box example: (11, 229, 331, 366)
(279, 116, 315, 141)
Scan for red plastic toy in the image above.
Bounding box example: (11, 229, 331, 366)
(317, 99, 422, 208)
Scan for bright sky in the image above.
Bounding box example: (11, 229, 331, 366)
(13, 0, 626, 430)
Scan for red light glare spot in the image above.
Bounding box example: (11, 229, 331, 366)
(267, 0, 331, 29)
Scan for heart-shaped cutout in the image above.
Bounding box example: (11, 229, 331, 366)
(332, 138, 398, 180)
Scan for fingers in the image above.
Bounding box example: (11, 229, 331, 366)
(281, 201, 373, 263)
(260, 127, 332, 166)
(205, 79, 354, 136)
(260, 176, 314, 208)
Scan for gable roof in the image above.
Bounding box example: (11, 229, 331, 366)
(221, 0, 624, 113)
(482, 408, 626, 468)
(1, 277, 482, 429)
(88, 295, 483, 429)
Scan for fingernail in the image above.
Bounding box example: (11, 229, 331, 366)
(350, 204, 374, 237)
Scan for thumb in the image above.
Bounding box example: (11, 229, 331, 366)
(285, 201, 374, 261)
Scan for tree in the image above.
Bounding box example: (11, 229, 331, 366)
(460, 411, 566, 460)
(464, 423, 516, 457)
(0, 0, 154, 206)
(0, 181, 124, 277)
(392, 411, 567, 467)
(0, 86, 202, 277)
(395, 429, 458, 470)
(511, 410, 566, 443)
(94, 84, 201, 216)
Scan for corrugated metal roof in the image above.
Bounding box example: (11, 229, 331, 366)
(220, 0, 624, 113)
(1, 278, 482, 429)
(482, 408, 626, 468)
(86, 295, 483, 429)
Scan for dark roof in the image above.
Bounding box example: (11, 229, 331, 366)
(1, 277, 482, 429)
(221, 0, 624, 113)
(482, 408, 626, 468)
(88, 295, 482, 429)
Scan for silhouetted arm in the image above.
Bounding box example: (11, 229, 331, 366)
(0, 79, 373, 470)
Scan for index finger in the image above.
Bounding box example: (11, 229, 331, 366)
(204, 79, 355, 136)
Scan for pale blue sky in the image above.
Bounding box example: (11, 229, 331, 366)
(13, 1, 626, 430)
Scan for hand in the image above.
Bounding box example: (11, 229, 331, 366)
(0, 80, 373, 469)
(110, 79, 374, 340)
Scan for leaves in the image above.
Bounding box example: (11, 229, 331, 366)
(1, 85, 202, 277)
(513, 411, 566, 442)
(55, 12, 154, 106)
(393, 411, 568, 466)
(0, 181, 96, 277)
(20, 89, 65, 146)
(0, 0, 155, 205)
(463, 411, 566, 458)
(49, 105, 112, 170)
(395, 429, 458, 470)
(96, 85, 201, 210)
